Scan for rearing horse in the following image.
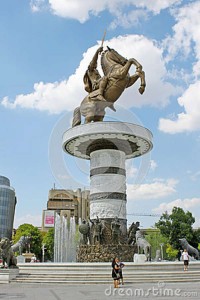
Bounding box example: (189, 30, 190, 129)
(72, 47, 146, 127)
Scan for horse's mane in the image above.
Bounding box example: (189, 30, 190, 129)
(101, 51, 110, 75)
(101, 48, 128, 76)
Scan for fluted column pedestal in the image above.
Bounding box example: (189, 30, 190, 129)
(63, 121, 153, 258)
(90, 149, 127, 236)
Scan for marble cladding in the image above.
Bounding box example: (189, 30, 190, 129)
(90, 149, 125, 169)
(90, 198, 126, 219)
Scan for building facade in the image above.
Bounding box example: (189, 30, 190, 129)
(42, 188, 90, 231)
(0, 176, 17, 239)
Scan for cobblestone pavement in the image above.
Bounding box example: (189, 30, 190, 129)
(0, 281, 200, 300)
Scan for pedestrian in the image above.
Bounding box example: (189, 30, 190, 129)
(111, 257, 120, 288)
(118, 261, 125, 285)
(182, 249, 189, 271)
(31, 255, 37, 263)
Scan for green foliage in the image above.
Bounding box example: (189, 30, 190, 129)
(14, 223, 42, 259)
(42, 228, 54, 261)
(166, 243, 179, 261)
(198, 243, 200, 251)
(145, 230, 168, 259)
(192, 228, 200, 248)
(155, 207, 195, 249)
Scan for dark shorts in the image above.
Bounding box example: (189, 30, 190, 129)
(184, 260, 189, 265)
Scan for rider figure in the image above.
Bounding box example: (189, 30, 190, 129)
(83, 46, 108, 102)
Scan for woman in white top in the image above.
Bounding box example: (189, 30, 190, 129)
(182, 249, 189, 271)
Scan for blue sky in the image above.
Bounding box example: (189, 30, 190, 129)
(0, 0, 200, 229)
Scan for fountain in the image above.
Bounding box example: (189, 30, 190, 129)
(54, 214, 78, 262)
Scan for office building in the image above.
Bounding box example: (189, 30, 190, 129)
(42, 188, 90, 231)
(0, 176, 17, 239)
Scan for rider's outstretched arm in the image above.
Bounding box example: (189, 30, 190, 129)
(88, 46, 103, 71)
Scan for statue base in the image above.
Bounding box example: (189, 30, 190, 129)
(22, 253, 35, 263)
(134, 253, 147, 263)
(77, 244, 137, 262)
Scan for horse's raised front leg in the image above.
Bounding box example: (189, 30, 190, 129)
(127, 70, 146, 94)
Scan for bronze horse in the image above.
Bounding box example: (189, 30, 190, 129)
(72, 47, 146, 127)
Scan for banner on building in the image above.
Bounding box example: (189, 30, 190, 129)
(44, 210, 55, 227)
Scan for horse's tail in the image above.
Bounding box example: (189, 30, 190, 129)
(72, 106, 81, 127)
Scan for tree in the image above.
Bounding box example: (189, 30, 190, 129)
(166, 243, 179, 261)
(13, 224, 43, 259)
(42, 228, 54, 261)
(192, 228, 200, 248)
(155, 207, 195, 249)
(145, 230, 168, 259)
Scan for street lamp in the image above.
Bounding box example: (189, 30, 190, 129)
(160, 243, 164, 261)
(42, 244, 46, 262)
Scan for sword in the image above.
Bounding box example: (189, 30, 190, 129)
(101, 30, 107, 48)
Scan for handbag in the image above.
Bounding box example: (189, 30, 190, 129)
(114, 270, 120, 279)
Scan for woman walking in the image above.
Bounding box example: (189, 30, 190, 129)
(112, 257, 120, 288)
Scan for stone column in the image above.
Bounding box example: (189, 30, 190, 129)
(63, 122, 153, 248)
(90, 149, 127, 234)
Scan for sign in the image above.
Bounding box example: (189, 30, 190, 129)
(44, 210, 55, 227)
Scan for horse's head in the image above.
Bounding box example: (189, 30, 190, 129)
(101, 47, 128, 75)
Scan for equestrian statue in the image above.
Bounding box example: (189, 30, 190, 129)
(72, 43, 146, 127)
(136, 230, 151, 261)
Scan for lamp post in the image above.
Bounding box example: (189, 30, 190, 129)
(160, 243, 164, 261)
(42, 244, 46, 262)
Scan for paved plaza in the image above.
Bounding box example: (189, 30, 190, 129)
(0, 281, 200, 300)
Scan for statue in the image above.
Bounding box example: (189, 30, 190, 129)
(11, 235, 31, 255)
(72, 44, 146, 127)
(83, 46, 108, 103)
(0, 237, 17, 268)
(127, 221, 140, 245)
(111, 217, 121, 244)
(79, 219, 90, 245)
(155, 249, 161, 261)
(90, 216, 103, 244)
(179, 238, 199, 260)
(136, 230, 151, 261)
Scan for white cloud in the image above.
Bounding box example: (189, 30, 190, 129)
(14, 214, 42, 229)
(1, 79, 83, 114)
(194, 218, 200, 228)
(31, 0, 182, 25)
(153, 197, 200, 214)
(48, 0, 108, 22)
(153, 197, 200, 228)
(165, 1, 200, 76)
(109, 9, 148, 30)
(158, 1, 200, 134)
(133, 0, 182, 14)
(30, 0, 46, 12)
(126, 162, 138, 179)
(127, 178, 178, 201)
(159, 81, 200, 133)
(150, 160, 157, 171)
(126, 159, 157, 183)
(190, 171, 200, 181)
(1, 35, 177, 114)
